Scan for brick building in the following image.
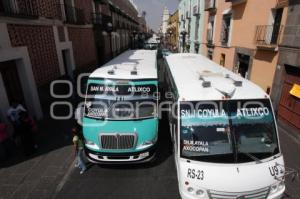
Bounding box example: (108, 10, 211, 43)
(0, 0, 141, 122)
(0, 0, 77, 122)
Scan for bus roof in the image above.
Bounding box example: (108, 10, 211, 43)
(165, 53, 268, 101)
(89, 50, 158, 80)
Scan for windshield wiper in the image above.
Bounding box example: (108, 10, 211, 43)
(238, 151, 262, 163)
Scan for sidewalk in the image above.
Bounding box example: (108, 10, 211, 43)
(277, 119, 300, 142)
(0, 119, 74, 199)
(0, 75, 82, 199)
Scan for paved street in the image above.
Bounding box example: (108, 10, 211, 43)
(278, 122, 300, 198)
(0, 69, 299, 199)
(53, 119, 300, 199)
(55, 113, 181, 199)
(0, 93, 299, 199)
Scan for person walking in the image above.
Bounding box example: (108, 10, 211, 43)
(72, 127, 86, 174)
(7, 102, 26, 145)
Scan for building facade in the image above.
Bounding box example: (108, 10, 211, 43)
(162, 7, 170, 36)
(0, 0, 141, 122)
(202, 0, 288, 93)
(178, 0, 206, 53)
(92, 0, 139, 64)
(271, 0, 300, 130)
(167, 10, 179, 51)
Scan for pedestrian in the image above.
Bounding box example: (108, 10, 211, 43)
(7, 102, 26, 127)
(72, 127, 86, 174)
(7, 102, 26, 144)
(18, 111, 35, 156)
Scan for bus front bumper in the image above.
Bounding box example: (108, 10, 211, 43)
(84, 145, 157, 164)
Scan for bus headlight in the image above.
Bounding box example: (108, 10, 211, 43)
(278, 181, 285, 190)
(187, 187, 194, 193)
(85, 140, 99, 150)
(196, 189, 205, 197)
(85, 140, 95, 145)
(136, 141, 154, 150)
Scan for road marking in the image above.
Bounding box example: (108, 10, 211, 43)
(279, 126, 300, 145)
(51, 159, 75, 199)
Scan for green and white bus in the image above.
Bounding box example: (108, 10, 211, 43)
(82, 50, 159, 163)
(164, 53, 285, 199)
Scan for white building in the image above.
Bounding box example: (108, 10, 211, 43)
(162, 7, 170, 36)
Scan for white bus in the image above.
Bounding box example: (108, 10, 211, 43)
(164, 53, 285, 199)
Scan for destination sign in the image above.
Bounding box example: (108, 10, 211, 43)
(87, 84, 157, 96)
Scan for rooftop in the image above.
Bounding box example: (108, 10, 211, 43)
(165, 53, 268, 101)
(89, 50, 158, 80)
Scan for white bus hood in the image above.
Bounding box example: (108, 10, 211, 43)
(178, 155, 285, 198)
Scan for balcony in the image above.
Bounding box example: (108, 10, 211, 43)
(225, 0, 247, 6)
(57, 4, 86, 25)
(0, 0, 39, 18)
(205, 0, 217, 12)
(255, 25, 283, 51)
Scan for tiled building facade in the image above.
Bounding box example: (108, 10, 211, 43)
(8, 24, 61, 86)
(0, 0, 140, 122)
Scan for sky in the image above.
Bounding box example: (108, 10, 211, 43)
(133, 0, 179, 31)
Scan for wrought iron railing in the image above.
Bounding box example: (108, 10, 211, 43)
(255, 25, 283, 46)
(0, 0, 39, 18)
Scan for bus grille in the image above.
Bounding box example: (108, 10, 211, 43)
(100, 134, 136, 149)
(208, 186, 270, 199)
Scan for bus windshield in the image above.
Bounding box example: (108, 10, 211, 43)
(84, 80, 158, 120)
(180, 99, 279, 163)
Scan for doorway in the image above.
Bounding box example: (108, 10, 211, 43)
(0, 60, 24, 105)
(237, 53, 250, 78)
(220, 53, 225, 66)
(271, 8, 283, 44)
